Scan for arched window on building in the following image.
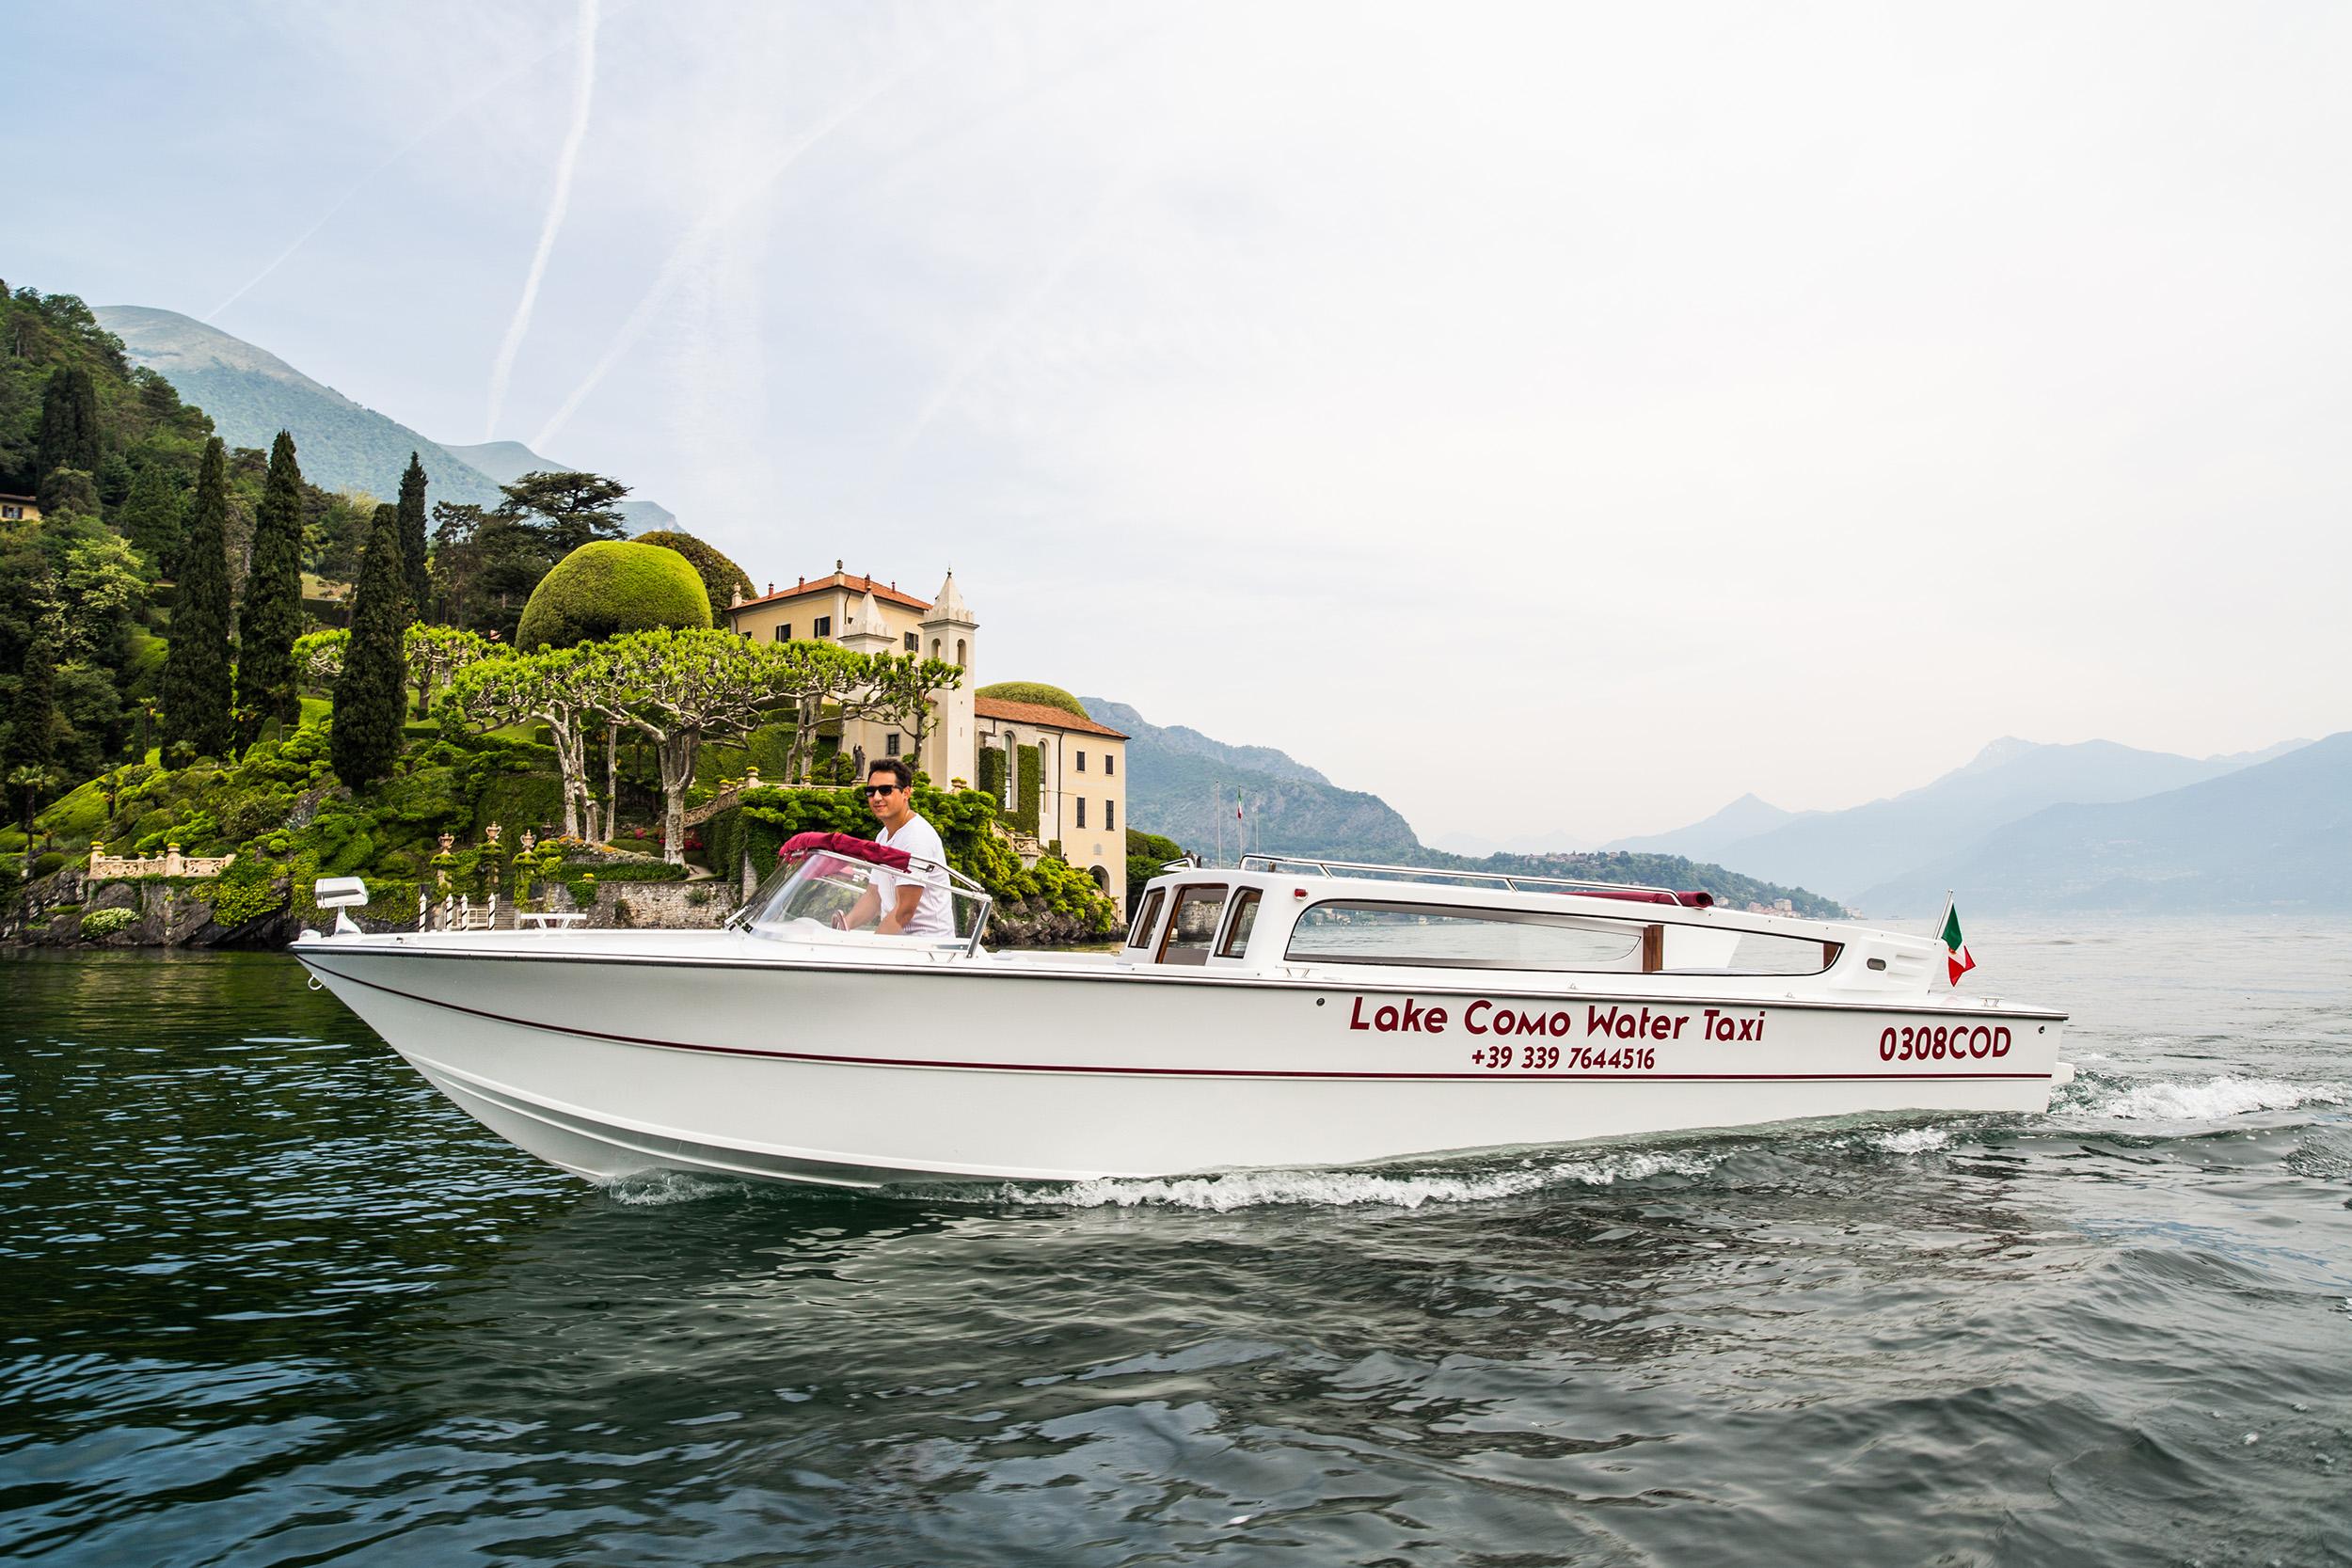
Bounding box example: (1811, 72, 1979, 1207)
(956, 638, 966, 665)
(931, 638, 941, 658)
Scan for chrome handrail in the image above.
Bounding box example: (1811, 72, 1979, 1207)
(1236, 852, 1689, 900)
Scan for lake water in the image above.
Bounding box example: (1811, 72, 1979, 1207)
(3, 919, 2348, 1565)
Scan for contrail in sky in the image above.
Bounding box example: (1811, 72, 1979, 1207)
(206, 5, 625, 325)
(485, 0, 602, 441)
(532, 13, 989, 451)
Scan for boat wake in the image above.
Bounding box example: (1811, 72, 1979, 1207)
(2068, 1073, 2346, 1123)
(1011, 1149, 1723, 1212)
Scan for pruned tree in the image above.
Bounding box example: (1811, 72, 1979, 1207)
(776, 639, 871, 784)
(404, 623, 501, 718)
(439, 645, 605, 840)
(329, 504, 407, 787)
(846, 653, 964, 770)
(586, 628, 792, 864)
(119, 461, 184, 573)
(294, 627, 348, 690)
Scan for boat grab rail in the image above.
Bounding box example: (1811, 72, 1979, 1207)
(1234, 852, 1692, 901)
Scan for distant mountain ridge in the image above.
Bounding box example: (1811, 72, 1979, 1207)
(93, 307, 673, 531)
(1860, 731, 2352, 912)
(1605, 737, 2308, 903)
(1082, 698, 1414, 860)
(1083, 698, 1846, 916)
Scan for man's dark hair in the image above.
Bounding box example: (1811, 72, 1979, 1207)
(866, 757, 914, 789)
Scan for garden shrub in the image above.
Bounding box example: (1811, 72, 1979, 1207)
(514, 542, 712, 650)
(78, 908, 136, 939)
(974, 681, 1089, 719)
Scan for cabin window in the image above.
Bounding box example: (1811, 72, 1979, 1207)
(1127, 889, 1166, 949)
(772, 625, 790, 641)
(1104, 800, 1115, 832)
(1076, 751, 1087, 772)
(1156, 884, 1229, 966)
(814, 615, 833, 637)
(1286, 900, 1837, 975)
(904, 631, 919, 651)
(1287, 902, 1647, 971)
(1217, 890, 1263, 958)
(1075, 798, 1087, 829)
(885, 733, 902, 756)
(1105, 753, 1116, 777)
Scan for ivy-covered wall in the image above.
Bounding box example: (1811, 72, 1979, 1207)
(1014, 745, 1041, 836)
(976, 745, 1007, 805)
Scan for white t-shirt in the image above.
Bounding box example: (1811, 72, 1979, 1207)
(872, 815, 955, 938)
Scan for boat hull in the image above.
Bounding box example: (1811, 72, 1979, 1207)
(295, 935, 2067, 1188)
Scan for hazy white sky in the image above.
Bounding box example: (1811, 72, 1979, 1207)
(15, 1, 2350, 842)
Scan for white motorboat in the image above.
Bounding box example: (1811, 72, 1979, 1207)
(291, 840, 2071, 1189)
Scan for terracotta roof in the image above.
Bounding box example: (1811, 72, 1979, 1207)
(727, 571, 931, 615)
(975, 696, 1127, 738)
(0, 493, 37, 504)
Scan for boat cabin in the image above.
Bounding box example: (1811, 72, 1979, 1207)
(1121, 855, 1943, 995)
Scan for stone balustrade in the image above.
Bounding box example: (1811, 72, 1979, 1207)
(87, 843, 236, 880)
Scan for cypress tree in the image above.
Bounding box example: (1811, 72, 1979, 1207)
(7, 634, 56, 772)
(331, 504, 409, 787)
(119, 463, 184, 572)
(397, 452, 431, 622)
(35, 366, 102, 485)
(163, 439, 236, 757)
(236, 430, 306, 738)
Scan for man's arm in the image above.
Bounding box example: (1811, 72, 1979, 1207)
(877, 883, 921, 935)
(834, 886, 881, 930)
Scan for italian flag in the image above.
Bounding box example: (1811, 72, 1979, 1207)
(1939, 896, 1976, 987)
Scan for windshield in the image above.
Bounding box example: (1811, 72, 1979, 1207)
(735, 844, 992, 951)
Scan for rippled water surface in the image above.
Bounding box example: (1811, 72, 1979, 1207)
(4, 920, 2350, 1565)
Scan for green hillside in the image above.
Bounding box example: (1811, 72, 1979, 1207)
(92, 306, 508, 508)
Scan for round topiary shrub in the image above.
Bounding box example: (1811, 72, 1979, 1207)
(515, 542, 713, 650)
(976, 681, 1089, 719)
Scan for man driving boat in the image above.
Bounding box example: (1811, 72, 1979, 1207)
(832, 759, 955, 938)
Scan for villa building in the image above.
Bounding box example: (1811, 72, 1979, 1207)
(0, 493, 40, 523)
(723, 563, 1129, 902)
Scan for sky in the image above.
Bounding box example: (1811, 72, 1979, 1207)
(11, 1, 2351, 845)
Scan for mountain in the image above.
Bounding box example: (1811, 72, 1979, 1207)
(1082, 698, 1847, 916)
(442, 440, 674, 533)
(1625, 738, 2296, 902)
(1860, 731, 2352, 912)
(93, 307, 674, 530)
(1427, 828, 1592, 857)
(1082, 698, 1417, 860)
(1604, 793, 1803, 861)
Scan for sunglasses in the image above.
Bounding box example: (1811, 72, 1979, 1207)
(859, 784, 903, 799)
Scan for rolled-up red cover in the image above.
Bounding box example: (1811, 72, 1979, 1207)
(1557, 887, 1715, 909)
(779, 831, 911, 871)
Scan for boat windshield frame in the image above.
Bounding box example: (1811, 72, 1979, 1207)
(731, 843, 994, 956)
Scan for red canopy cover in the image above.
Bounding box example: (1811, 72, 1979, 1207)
(779, 831, 911, 871)
(1560, 887, 1715, 909)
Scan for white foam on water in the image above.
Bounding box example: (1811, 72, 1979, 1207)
(2078, 1076, 2346, 1123)
(1022, 1149, 1720, 1212)
(1867, 1127, 1953, 1154)
(597, 1169, 738, 1207)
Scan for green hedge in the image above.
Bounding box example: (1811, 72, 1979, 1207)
(977, 746, 1006, 803)
(1014, 745, 1041, 836)
(975, 681, 1088, 719)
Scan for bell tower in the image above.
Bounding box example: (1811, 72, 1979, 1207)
(920, 570, 979, 786)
